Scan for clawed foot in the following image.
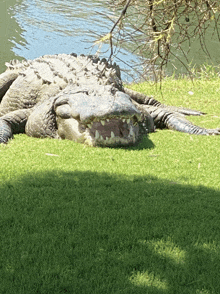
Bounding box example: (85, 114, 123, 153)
(206, 128, 220, 135)
(0, 119, 13, 143)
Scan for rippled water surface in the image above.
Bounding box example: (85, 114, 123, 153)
(1, 0, 139, 80)
(11, 0, 112, 55)
(1, 0, 220, 80)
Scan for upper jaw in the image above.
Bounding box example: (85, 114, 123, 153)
(54, 89, 142, 122)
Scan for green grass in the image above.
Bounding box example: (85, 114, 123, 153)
(0, 73, 220, 293)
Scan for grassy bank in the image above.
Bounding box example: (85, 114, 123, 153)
(0, 73, 220, 293)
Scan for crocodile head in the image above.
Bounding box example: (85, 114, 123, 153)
(53, 86, 142, 146)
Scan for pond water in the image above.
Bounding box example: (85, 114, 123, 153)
(1, 0, 220, 81)
(0, 0, 141, 81)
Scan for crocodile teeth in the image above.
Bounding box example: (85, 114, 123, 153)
(122, 119, 126, 122)
(127, 118, 130, 124)
(111, 131, 115, 138)
(101, 120, 105, 126)
(87, 124, 92, 129)
(129, 126, 135, 138)
(105, 136, 109, 141)
(107, 119, 109, 122)
(95, 130, 99, 139)
(129, 128, 134, 137)
(100, 135, 104, 141)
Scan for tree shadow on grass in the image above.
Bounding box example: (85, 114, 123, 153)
(0, 170, 220, 294)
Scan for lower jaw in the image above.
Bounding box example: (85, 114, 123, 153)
(84, 135, 138, 147)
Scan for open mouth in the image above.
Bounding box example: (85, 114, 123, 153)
(83, 116, 140, 146)
(56, 105, 141, 146)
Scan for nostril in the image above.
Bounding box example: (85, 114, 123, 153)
(119, 128, 123, 137)
(55, 105, 71, 118)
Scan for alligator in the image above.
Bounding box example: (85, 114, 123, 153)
(0, 53, 219, 147)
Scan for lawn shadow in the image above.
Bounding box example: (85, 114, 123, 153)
(0, 170, 220, 293)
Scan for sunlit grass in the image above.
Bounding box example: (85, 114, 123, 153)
(0, 73, 220, 293)
(127, 71, 220, 130)
(138, 238, 186, 265)
(129, 270, 168, 290)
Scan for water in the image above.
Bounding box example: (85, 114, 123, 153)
(0, 0, 220, 80)
(0, 0, 140, 81)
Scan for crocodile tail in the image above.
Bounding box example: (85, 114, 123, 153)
(124, 87, 205, 116)
(124, 87, 161, 106)
(158, 105, 205, 116)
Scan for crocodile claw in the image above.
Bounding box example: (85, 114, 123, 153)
(0, 119, 13, 143)
(206, 128, 220, 135)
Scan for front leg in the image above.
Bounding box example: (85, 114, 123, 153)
(0, 119, 13, 143)
(0, 71, 18, 101)
(0, 109, 31, 143)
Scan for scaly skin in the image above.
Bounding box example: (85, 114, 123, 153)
(0, 53, 219, 146)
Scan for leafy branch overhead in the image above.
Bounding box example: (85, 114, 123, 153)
(98, 0, 220, 79)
